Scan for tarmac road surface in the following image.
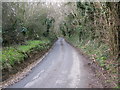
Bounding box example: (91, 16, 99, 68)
(8, 37, 104, 88)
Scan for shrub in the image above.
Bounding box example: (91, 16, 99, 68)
(1, 40, 50, 70)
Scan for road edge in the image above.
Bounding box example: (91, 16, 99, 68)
(65, 39, 116, 88)
(1, 40, 57, 89)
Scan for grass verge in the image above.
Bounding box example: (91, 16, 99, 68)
(66, 37, 118, 87)
(1, 40, 50, 71)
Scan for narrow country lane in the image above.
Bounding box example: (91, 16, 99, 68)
(7, 38, 104, 88)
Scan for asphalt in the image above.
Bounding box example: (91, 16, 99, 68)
(7, 37, 104, 88)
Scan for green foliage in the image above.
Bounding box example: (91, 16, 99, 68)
(79, 39, 109, 67)
(2, 47, 24, 69)
(67, 36, 110, 69)
(43, 17, 55, 37)
(0, 26, 2, 44)
(18, 41, 44, 53)
(2, 2, 55, 46)
(61, 2, 119, 71)
(114, 86, 120, 88)
(64, 1, 111, 67)
(77, 2, 86, 10)
(1, 40, 50, 70)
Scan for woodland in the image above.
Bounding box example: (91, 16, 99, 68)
(1, 1, 120, 87)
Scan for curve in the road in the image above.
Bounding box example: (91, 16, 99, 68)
(7, 37, 103, 88)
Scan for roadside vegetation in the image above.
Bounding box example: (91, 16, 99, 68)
(59, 2, 119, 87)
(2, 40, 50, 70)
(1, 2, 57, 81)
(1, 1, 119, 87)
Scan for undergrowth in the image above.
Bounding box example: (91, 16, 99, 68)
(79, 40, 110, 68)
(1, 40, 50, 70)
(67, 37, 118, 87)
